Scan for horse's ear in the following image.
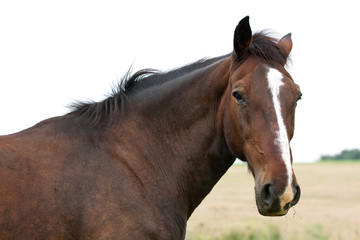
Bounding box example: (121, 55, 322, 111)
(233, 16, 252, 61)
(279, 33, 292, 60)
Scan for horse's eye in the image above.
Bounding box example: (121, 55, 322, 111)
(232, 91, 246, 104)
(297, 93, 302, 102)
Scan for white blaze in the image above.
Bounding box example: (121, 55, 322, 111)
(266, 68, 293, 185)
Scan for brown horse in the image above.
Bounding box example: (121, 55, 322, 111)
(0, 16, 301, 239)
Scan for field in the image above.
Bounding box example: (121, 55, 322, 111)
(185, 163, 360, 240)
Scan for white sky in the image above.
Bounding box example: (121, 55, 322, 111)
(0, 0, 359, 162)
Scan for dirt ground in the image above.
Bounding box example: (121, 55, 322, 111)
(186, 163, 360, 240)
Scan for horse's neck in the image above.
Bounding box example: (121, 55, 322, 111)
(116, 58, 235, 218)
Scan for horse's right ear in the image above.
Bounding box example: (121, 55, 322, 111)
(233, 16, 252, 61)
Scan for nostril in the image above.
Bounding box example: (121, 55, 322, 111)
(291, 185, 301, 206)
(261, 183, 275, 206)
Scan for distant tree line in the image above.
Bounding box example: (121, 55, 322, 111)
(320, 149, 360, 161)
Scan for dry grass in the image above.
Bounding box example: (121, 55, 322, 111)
(186, 163, 360, 240)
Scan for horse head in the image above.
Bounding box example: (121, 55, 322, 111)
(223, 16, 301, 216)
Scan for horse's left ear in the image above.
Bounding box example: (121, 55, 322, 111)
(279, 33, 292, 60)
(233, 16, 252, 61)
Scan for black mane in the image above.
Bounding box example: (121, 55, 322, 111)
(250, 31, 291, 67)
(69, 55, 228, 127)
(70, 31, 290, 127)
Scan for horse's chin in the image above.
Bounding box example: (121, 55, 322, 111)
(257, 208, 289, 217)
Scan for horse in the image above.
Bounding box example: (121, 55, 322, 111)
(0, 16, 301, 239)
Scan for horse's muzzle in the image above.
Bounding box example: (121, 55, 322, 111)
(256, 182, 301, 216)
